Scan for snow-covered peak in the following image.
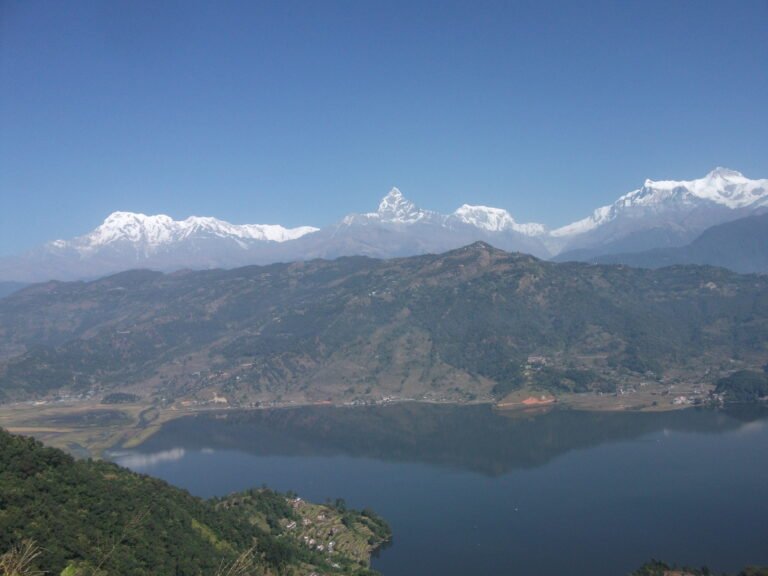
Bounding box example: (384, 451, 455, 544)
(378, 187, 405, 211)
(373, 187, 431, 223)
(452, 205, 546, 236)
(351, 188, 547, 236)
(552, 168, 768, 237)
(93, 212, 177, 246)
(706, 167, 744, 179)
(551, 205, 613, 237)
(636, 167, 764, 209)
(52, 211, 319, 254)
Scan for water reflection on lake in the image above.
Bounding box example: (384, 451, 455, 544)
(112, 404, 768, 576)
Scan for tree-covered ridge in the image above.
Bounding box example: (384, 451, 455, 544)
(0, 242, 766, 404)
(0, 428, 389, 576)
(715, 370, 768, 402)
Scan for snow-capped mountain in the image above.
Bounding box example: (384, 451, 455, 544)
(58, 211, 317, 256)
(371, 187, 436, 224)
(0, 213, 319, 282)
(450, 204, 547, 236)
(551, 167, 768, 259)
(341, 188, 442, 227)
(299, 187, 550, 261)
(343, 187, 546, 234)
(554, 168, 768, 238)
(1, 167, 766, 282)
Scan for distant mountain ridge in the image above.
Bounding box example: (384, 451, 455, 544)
(1, 167, 765, 281)
(592, 212, 768, 273)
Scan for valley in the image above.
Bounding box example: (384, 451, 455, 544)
(5, 4, 767, 574)
(2, 241, 765, 459)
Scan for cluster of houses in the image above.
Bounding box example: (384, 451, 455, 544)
(22, 389, 98, 407)
(299, 535, 336, 554)
(286, 497, 340, 556)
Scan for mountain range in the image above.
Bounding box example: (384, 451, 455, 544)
(1, 242, 766, 404)
(1, 167, 766, 282)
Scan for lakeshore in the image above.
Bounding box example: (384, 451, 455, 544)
(0, 377, 724, 458)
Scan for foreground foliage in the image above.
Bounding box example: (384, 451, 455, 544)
(0, 428, 388, 576)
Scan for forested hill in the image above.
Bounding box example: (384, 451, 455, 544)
(0, 428, 389, 576)
(0, 242, 767, 404)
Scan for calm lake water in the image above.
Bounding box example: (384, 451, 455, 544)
(111, 404, 768, 576)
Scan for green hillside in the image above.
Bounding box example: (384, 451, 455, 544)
(0, 428, 389, 576)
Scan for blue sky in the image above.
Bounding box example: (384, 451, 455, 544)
(1, 0, 767, 255)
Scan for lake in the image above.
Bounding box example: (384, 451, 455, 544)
(110, 404, 768, 575)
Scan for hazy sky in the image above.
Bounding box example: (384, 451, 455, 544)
(1, 0, 767, 255)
